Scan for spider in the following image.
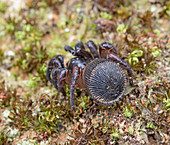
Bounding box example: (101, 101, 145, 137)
(46, 40, 133, 109)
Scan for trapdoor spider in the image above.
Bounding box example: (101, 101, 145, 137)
(46, 40, 133, 109)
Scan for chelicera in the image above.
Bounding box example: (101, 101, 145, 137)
(46, 40, 133, 109)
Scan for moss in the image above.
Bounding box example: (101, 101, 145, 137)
(0, 49, 3, 65)
(0, 1, 8, 12)
(146, 122, 156, 130)
(100, 12, 113, 20)
(123, 106, 134, 118)
(111, 131, 119, 138)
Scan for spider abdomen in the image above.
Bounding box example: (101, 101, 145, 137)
(83, 58, 127, 105)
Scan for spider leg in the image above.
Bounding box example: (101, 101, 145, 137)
(64, 42, 93, 61)
(64, 45, 75, 55)
(75, 42, 93, 59)
(56, 55, 65, 68)
(75, 41, 85, 50)
(46, 55, 65, 83)
(51, 68, 66, 96)
(51, 68, 59, 89)
(107, 54, 133, 85)
(46, 58, 56, 83)
(57, 68, 67, 96)
(53, 59, 63, 68)
(86, 40, 99, 58)
(70, 66, 80, 109)
(99, 42, 118, 58)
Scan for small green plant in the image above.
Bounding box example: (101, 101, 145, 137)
(79, 95, 91, 108)
(0, 130, 9, 144)
(0, 81, 17, 107)
(26, 75, 39, 90)
(129, 126, 134, 135)
(123, 106, 133, 118)
(151, 46, 162, 58)
(14, 24, 47, 72)
(163, 98, 170, 111)
(111, 131, 119, 138)
(116, 23, 127, 36)
(15, 46, 48, 72)
(126, 34, 163, 74)
(9, 100, 35, 130)
(36, 99, 64, 135)
(5, 23, 15, 34)
(146, 121, 156, 130)
(100, 12, 113, 20)
(128, 49, 144, 65)
(0, 1, 8, 12)
(160, 0, 170, 17)
(2, 16, 19, 35)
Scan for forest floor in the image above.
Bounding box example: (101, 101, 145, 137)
(0, 0, 169, 144)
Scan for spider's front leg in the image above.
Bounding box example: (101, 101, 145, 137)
(70, 66, 80, 109)
(46, 58, 56, 83)
(47, 55, 67, 96)
(46, 55, 64, 83)
(107, 53, 133, 86)
(64, 42, 93, 61)
(56, 68, 67, 96)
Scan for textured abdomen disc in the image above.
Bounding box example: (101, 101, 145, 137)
(83, 59, 127, 105)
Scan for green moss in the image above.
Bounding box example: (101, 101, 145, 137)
(0, 49, 3, 65)
(128, 49, 144, 65)
(163, 98, 170, 111)
(47, 47, 59, 58)
(5, 23, 15, 33)
(116, 23, 127, 36)
(151, 46, 162, 58)
(146, 122, 156, 130)
(100, 12, 113, 20)
(123, 106, 133, 118)
(36, 100, 64, 135)
(0, 1, 8, 12)
(129, 126, 134, 135)
(15, 31, 26, 42)
(111, 131, 119, 138)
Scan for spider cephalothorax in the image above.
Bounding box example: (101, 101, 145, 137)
(46, 40, 133, 109)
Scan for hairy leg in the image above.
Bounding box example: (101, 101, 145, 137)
(70, 66, 80, 109)
(100, 42, 118, 55)
(64, 42, 93, 61)
(56, 55, 65, 68)
(86, 40, 99, 58)
(46, 57, 63, 83)
(64, 45, 75, 55)
(107, 54, 133, 85)
(51, 68, 59, 89)
(46, 58, 55, 83)
(57, 68, 67, 96)
(75, 41, 85, 50)
(99, 42, 118, 58)
(46, 55, 65, 85)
